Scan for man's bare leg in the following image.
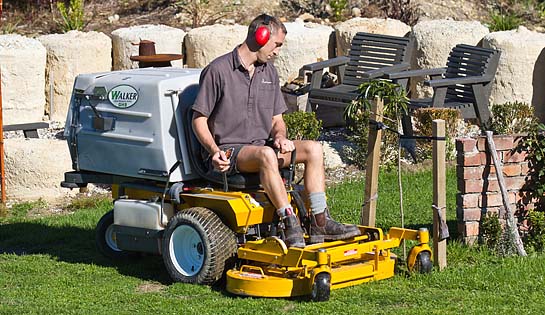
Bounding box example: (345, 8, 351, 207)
(236, 145, 305, 247)
(279, 140, 361, 243)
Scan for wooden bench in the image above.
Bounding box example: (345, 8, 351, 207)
(302, 32, 413, 127)
(388, 44, 501, 135)
(3, 122, 50, 138)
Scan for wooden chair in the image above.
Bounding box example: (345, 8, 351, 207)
(387, 44, 501, 136)
(301, 32, 413, 127)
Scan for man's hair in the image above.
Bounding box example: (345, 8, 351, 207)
(247, 14, 287, 40)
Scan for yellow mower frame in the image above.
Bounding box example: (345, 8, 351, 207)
(112, 185, 432, 301)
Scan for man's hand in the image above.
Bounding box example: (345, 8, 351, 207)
(273, 136, 295, 154)
(211, 149, 232, 173)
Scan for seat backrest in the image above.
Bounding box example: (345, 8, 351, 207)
(343, 32, 412, 86)
(183, 106, 261, 189)
(444, 44, 500, 104)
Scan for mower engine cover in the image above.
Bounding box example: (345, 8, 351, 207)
(64, 67, 202, 182)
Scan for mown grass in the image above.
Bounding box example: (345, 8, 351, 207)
(1, 168, 544, 314)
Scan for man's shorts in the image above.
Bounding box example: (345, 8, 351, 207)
(207, 144, 244, 176)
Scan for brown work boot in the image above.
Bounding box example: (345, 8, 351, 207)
(309, 209, 361, 243)
(280, 214, 306, 248)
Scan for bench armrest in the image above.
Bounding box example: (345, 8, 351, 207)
(387, 67, 447, 80)
(362, 63, 411, 79)
(301, 56, 351, 72)
(425, 75, 494, 87)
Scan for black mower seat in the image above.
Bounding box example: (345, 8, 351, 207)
(183, 106, 261, 190)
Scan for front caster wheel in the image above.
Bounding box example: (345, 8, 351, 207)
(311, 272, 331, 302)
(414, 251, 432, 274)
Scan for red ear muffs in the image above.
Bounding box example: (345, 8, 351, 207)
(255, 26, 270, 46)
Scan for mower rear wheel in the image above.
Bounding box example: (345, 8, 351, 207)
(414, 251, 432, 274)
(162, 207, 237, 285)
(310, 273, 331, 302)
(96, 210, 132, 260)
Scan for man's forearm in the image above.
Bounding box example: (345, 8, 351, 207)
(271, 115, 287, 141)
(193, 115, 220, 155)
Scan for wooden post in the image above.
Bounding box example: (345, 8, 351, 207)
(361, 97, 383, 226)
(485, 131, 527, 256)
(432, 119, 447, 269)
(0, 66, 5, 204)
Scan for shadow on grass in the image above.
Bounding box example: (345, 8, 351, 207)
(0, 217, 461, 300)
(0, 221, 173, 285)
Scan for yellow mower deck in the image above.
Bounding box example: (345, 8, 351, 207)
(227, 226, 431, 298)
(109, 186, 431, 300)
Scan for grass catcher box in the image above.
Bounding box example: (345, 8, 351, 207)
(64, 67, 202, 182)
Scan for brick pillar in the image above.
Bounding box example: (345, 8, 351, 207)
(456, 135, 530, 245)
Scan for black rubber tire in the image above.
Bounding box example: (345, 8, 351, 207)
(310, 273, 331, 302)
(162, 207, 237, 285)
(414, 251, 432, 274)
(95, 209, 132, 260)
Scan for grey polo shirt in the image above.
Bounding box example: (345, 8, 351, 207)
(192, 47, 287, 149)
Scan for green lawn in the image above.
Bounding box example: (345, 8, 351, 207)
(1, 168, 544, 314)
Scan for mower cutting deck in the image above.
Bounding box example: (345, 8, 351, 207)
(227, 226, 431, 300)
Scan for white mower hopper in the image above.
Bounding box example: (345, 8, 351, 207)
(64, 67, 202, 182)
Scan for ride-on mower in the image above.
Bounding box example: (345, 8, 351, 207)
(61, 67, 432, 301)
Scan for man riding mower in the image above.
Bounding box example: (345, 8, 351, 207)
(62, 67, 432, 302)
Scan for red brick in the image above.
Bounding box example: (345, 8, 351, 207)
(458, 166, 484, 180)
(502, 164, 521, 177)
(505, 176, 527, 190)
(457, 152, 487, 166)
(456, 138, 477, 152)
(462, 221, 480, 237)
(458, 207, 482, 221)
(477, 135, 516, 151)
(482, 179, 500, 192)
(521, 162, 529, 175)
(503, 150, 527, 163)
(478, 192, 516, 208)
(458, 179, 484, 193)
(457, 193, 479, 208)
(484, 164, 496, 175)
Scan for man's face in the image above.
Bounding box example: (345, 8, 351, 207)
(256, 30, 285, 63)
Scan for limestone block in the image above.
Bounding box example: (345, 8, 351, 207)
(482, 26, 545, 121)
(4, 138, 77, 202)
(184, 24, 247, 68)
(411, 20, 489, 97)
(274, 22, 334, 84)
(283, 92, 309, 113)
(322, 141, 346, 169)
(0, 34, 46, 125)
(333, 18, 411, 56)
(111, 24, 185, 70)
(38, 31, 112, 122)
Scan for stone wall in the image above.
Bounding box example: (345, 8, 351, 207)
(3, 18, 545, 125)
(456, 135, 529, 244)
(184, 24, 247, 68)
(4, 138, 77, 202)
(0, 34, 46, 125)
(111, 24, 185, 70)
(38, 31, 112, 122)
(483, 26, 545, 121)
